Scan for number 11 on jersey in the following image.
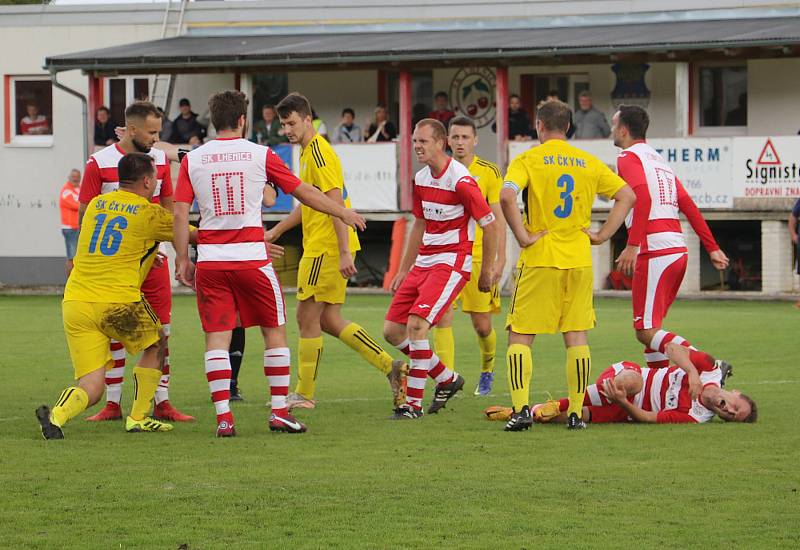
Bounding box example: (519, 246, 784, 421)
(554, 173, 574, 218)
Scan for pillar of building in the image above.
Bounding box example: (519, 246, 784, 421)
(680, 221, 701, 293)
(761, 220, 793, 294)
(495, 66, 509, 171)
(590, 221, 612, 290)
(398, 70, 413, 211)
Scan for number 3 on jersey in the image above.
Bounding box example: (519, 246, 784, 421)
(554, 174, 574, 218)
(88, 213, 127, 256)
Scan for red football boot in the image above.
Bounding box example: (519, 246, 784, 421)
(85, 401, 122, 421)
(216, 419, 236, 438)
(153, 400, 195, 422)
(269, 412, 307, 433)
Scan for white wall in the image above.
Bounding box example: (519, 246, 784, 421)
(168, 73, 237, 127)
(747, 58, 800, 136)
(0, 24, 162, 258)
(288, 70, 378, 140)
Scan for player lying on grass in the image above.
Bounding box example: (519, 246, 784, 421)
(36, 153, 199, 439)
(486, 342, 756, 425)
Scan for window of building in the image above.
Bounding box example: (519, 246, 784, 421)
(4, 75, 53, 146)
(520, 73, 589, 115)
(698, 65, 747, 128)
(106, 77, 151, 127)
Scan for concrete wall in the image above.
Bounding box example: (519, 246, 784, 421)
(747, 59, 800, 136)
(0, 23, 162, 273)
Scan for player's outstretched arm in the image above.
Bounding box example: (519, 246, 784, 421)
(389, 218, 425, 293)
(292, 182, 366, 231)
(265, 205, 301, 243)
(172, 201, 195, 287)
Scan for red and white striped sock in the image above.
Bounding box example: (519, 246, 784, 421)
(154, 324, 170, 405)
(643, 347, 669, 369)
(427, 352, 455, 386)
(650, 330, 696, 356)
(205, 349, 232, 425)
(406, 340, 431, 410)
(395, 338, 411, 357)
(264, 347, 291, 416)
(106, 340, 126, 404)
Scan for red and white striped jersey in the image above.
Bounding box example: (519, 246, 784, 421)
(174, 137, 301, 270)
(80, 143, 172, 205)
(412, 158, 494, 273)
(607, 360, 721, 423)
(618, 141, 719, 256)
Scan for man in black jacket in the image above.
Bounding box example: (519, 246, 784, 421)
(169, 98, 206, 145)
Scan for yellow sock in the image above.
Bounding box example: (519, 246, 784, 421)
(339, 322, 393, 375)
(433, 326, 455, 370)
(565, 345, 591, 417)
(295, 336, 323, 399)
(51, 386, 89, 427)
(477, 329, 497, 373)
(506, 343, 533, 411)
(130, 366, 161, 421)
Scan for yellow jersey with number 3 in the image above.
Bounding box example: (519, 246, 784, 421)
(467, 156, 502, 263)
(299, 134, 360, 256)
(504, 139, 625, 269)
(64, 189, 173, 303)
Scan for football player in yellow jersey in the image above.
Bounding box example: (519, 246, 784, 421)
(267, 93, 406, 410)
(433, 116, 506, 396)
(36, 153, 192, 439)
(499, 101, 635, 431)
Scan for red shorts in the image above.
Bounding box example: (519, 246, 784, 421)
(632, 252, 687, 330)
(141, 261, 172, 324)
(195, 262, 286, 333)
(386, 265, 469, 326)
(584, 362, 641, 423)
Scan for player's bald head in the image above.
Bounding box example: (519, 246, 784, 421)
(415, 118, 447, 145)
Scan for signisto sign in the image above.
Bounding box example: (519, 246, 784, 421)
(733, 137, 800, 199)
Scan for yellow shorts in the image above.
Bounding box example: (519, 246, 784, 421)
(296, 252, 352, 304)
(506, 265, 595, 335)
(456, 260, 501, 314)
(62, 299, 162, 379)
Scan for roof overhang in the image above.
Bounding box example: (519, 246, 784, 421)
(45, 16, 800, 75)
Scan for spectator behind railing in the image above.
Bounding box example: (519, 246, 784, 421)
(252, 104, 288, 146)
(168, 98, 206, 145)
(94, 106, 117, 146)
(332, 108, 363, 143)
(312, 108, 328, 141)
(429, 91, 455, 126)
(491, 94, 532, 141)
(366, 105, 397, 142)
(573, 91, 611, 139)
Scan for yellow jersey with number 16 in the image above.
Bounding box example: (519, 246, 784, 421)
(504, 139, 625, 269)
(64, 189, 173, 303)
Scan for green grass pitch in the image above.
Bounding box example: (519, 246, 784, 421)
(1, 294, 798, 548)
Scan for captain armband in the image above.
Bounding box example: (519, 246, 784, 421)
(503, 181, 520, 193)
(477, 212, 496, 228)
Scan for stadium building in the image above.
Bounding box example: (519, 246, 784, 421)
(2, 0, 799, 296)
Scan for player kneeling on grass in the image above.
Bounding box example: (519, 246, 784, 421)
(486, 342, 755, 424)
(37, 153, 193, 439)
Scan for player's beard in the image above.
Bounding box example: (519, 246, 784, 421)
(132, 137, 152, 153)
